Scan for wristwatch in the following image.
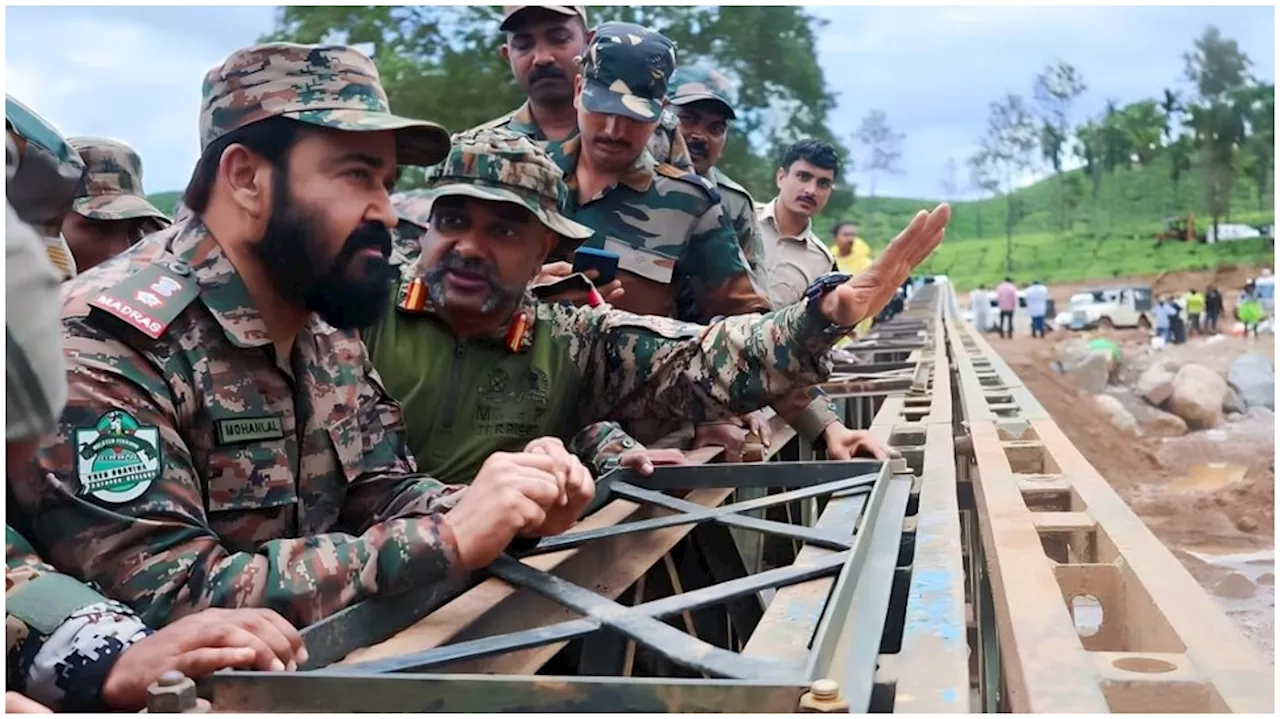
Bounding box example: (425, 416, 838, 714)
(804, 272, 858, 336)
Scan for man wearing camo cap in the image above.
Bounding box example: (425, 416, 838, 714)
(368, 127, 946, 488)
(62, 137, 172, 272)
(12, 42, 594, 631)
(5, 94, 84, 280)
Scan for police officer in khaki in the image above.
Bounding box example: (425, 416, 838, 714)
(62, 136, 172, 272)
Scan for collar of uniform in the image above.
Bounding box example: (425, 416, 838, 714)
(396, 256, 537, 353)
(561, 137, 655, 202)
(506, 101, 545, 140)
(167, 216, 274, 348)
(760, 197, 816, 244)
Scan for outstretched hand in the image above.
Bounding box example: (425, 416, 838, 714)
(819, 204, 950, 327)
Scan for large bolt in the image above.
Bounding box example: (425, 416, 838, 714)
(799, 678, 850, 713)
(145, 671, 210, 713)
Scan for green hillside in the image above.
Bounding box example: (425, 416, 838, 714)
(146, 153, 1273, 292)
(149, 191, 180, 216)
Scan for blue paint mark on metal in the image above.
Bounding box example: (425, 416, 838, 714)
(904, 569, 964, 644)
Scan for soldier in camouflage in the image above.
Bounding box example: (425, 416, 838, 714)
(667, 67, 894, 462)
(6, 94, 83, 280)
(63, 136, 172, 272)
(11, 42, 599, 632)
(5, 134, 304, 713)
(481, 6, 693, 173)
(372, 127, 949, 486)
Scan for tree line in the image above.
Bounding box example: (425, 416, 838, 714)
(964, 25, 1273, 272)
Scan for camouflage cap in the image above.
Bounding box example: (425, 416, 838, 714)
(578, 22, 677, 123)
(667, 66, 738, 119)
(499, 5, 588, 32)
(199, 43, 450, 167)
(67, 137, 171, 229)
(5, 94, 87, 229)
(414, 128, 592, 245)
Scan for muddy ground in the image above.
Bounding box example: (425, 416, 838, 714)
(983, 271, 1275, 665)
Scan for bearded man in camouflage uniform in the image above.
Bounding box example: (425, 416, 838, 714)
(62, 136, 172, 272)
(5, 129, 303, 713)
(10, 42, 598, 632)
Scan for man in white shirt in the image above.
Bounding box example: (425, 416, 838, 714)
(758, 139, 839, 307)
(969, 284, 990, 332)
(1025, 279, 1050, 339)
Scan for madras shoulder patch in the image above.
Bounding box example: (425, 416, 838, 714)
(75, 410, 161, 504)
(215, 415, 285, 445)
(88, 264, 199, 339)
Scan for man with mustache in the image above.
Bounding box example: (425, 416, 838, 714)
(368, 127, 950, 487)
(61, 137, 172, 272)
(480, 6, 693, 173)
(760, 139, 842, 308)
(11, 43, 596, 631)
(6, 117, 304, 713)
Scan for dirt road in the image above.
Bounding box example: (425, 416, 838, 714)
(985, 321, 1275, 665)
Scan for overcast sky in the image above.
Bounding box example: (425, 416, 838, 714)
(5, 4, 1274, 199)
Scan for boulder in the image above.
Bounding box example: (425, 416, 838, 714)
(1168, 363, 1229, 429)
(1136, 362, 1178, 407)
(1094, 394, 1140, 434)
(1227, 352, 1275, 410)
(1053, 340, 1113, 395)
(1108, 388, 1188, 436)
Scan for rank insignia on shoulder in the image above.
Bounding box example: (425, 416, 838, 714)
(397, 277, 428, 314)
(74, 410, 161, 504)
(88, 265, 199, 340)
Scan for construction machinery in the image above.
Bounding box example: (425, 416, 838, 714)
(186, 282, 1273, 714)
(1155, 213, 1204, 244)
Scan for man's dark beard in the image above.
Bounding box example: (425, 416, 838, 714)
(252, 182, 397, 330)
(422, 248, 523, 315)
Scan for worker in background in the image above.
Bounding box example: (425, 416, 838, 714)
(1204, 285, 1224, 334)
(1153, 295, 1173, 342)
(1237, 284, 1263, 338)
(1184, 287, 1205, 336)
(969, 284, 990, 333)
(11, 42, 595, 632)
(5, 94, 82, 280)
(995, 276, 1017, 339)
(5, 133, 304, 714)
(367, 128, 943, 484)
(62, 136, 172, 272)
(832, 221, 874, 337)
(1024, 279, 1049, 339)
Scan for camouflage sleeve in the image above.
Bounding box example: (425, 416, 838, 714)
(772, 388, 844, 444)
(565, 300, 838, 425)
(566, 420, 644, 476)
(677, 201, 772, 323)
(20, 320, 466, 629)
(7, 527, 151, 712)
(728, 195, 769, 285)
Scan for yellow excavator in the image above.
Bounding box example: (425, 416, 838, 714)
(1155, 213, 1205, 243)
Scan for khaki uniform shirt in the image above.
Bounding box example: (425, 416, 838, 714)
(758, 198, 836, 307)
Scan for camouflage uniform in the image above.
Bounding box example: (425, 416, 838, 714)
(68, 136, 172, 234)
(370, 129, 849, 483)
(5, 94, 84, 279)
(663, 66, 767, 287)
(11, 43, 463, 630)
(6, 134, 153, 712)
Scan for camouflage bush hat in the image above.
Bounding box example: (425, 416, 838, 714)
(68, 137, 171, 229)
(578, 22, 677, 123)
(416, 128, 593, 246)
(199, 42, 450, 167)
(5, 94, 86, 229)
(667, 66, 738, 120)
(499, 5, 588, 32)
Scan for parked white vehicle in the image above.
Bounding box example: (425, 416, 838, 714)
(963, 290, 1055, 334)
(1053, 285, 1154, 331)
(1253, 271, 1274, 316)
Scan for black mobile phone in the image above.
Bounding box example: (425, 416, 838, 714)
(531, 272, 594, 300)
(572, 247, 620, 285)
